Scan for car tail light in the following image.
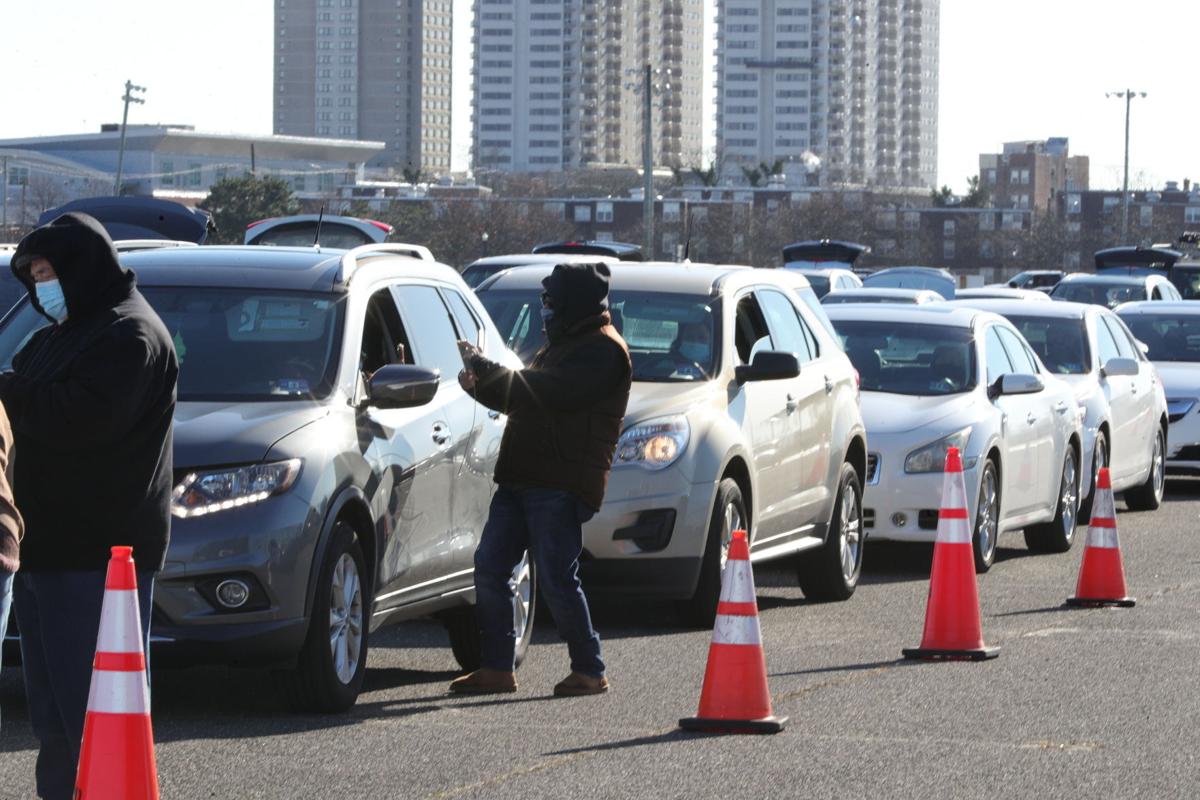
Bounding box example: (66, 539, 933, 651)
(245, 218, 275, 230)
(366, 219, 394, 233)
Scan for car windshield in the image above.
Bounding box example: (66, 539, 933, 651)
(1004, 315, 1089, 374)
(831, 319, 976, 395)
(461, 263, 507, 289)
(1119, 314, 1200, 362)
(801, 274, 831, 297)
(1053, 281, 1145, 308)
(478, 288, 720, 382)
(1170, 266, 1200, 299)
(0, 288, 345, 401)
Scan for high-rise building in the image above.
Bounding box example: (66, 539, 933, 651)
(472, 0, 704, 173)
(274, 0, 453, 175)
(716, 0, 939, 189)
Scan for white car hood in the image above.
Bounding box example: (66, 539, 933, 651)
(622, 381, 721, 426)
(1153, 362, 1200, 399)
(859, 391, 976, 434)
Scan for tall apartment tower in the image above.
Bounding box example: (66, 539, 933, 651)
(274, 0, 453, 175)
(716, 0, 939, 189)
(472, 0, 704, 173)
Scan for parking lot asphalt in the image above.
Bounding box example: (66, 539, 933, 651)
(3, 480, 1200, 799)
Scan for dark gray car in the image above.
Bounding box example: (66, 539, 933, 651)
(0, 244, 531, 712)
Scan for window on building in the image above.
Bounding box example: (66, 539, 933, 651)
(596, 202, 613, 223)
(573, 205, 592, 222)
(160, 160, 175, 186)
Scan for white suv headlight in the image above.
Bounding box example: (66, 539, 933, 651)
(904, 427, 975, 474)
(615, 416, 690, 471)
(172, 459, 302, 518)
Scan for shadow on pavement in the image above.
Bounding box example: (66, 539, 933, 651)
(990, 605, 1072, 618)
(545, 729, 690, 756)
(860, 542, 934, 585)
(768, 657, 911, 679)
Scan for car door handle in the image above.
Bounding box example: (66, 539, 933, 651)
(487, 410, 501, 420)
(785, 393, 798, 413)
(432, 423, 452, 446)
(1055, 400, 1069, 415)
(1130, 382, 1139, 394)
(823, 376, 834, 394)
(1026, 412, 1037, 425)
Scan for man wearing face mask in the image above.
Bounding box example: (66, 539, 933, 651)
(2, 213, 177, 800)
(451, 262, 631, 696)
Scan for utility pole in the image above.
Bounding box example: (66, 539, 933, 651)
(113, 80, 146, 196)
(642, 64, 654, 258)
(1107, 89, 1146, 242)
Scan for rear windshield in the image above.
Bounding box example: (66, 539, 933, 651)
(1119, 314, 1200, 362)
(1052, 282, 1145, 308)
(831, 319, 976, 395)
(823, 293, 917, 305)
(1170, 266, 1200, 299)
(479, 288, 721, 382)
(1004, 315, 1089, 374)
(248, 222, 377, 249)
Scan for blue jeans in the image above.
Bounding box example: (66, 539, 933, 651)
(474, 486, 605, 677)
(0, 569, 12, 730)
(14, 570, 154, 800)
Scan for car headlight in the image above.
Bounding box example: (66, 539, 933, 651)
(615, 416, 690, 471)
(1167, 398, 1197, 424)
(172, 459, 302, 518)
(904, 428, 976, 474)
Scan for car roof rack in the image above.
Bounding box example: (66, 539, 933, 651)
(337, 242, 435, 285)
(113, 239, 200, 253)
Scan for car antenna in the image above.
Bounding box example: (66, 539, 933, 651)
(313, 204, 326, 249)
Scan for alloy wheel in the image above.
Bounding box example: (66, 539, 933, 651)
(1060, 450, 1079, 543)
(1151, 432, 1165, 501)
(720, 501, 743, 568)
(512, 552, 533, 645)
(840, 481, 862, 581)
(976, 467, 999, 562)
(329, 553, 363, 685)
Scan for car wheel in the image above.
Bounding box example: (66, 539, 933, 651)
(1124, 427, 1165, 511)
(797, 461, 863, 602)
(973, 460, 1000, 573)
(285, 520, 369, 713)
(675, 477, 745, 628)
(444, 551, 537, 672)
(1079, 431, 1107, 522)
(1024, 448, 1079, 553)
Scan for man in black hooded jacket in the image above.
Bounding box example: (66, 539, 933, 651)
(449, 262, 631, 697)
(2, 213, 177, 800)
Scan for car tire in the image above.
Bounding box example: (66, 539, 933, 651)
(444, 552, 537, 672)
(1024, 448, 1079, 554)
(973, 460, 1000, 573)
(1079, 431, 1107, 522)
(675, 477, 746, 629)
(285, 521, 369, 713)
(797, 461, 863, 602)
(1124, 427, 1165, 511)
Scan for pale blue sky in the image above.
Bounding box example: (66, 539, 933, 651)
(1, 0, 1195, 193)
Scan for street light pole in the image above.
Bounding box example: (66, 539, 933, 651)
(113, 80, 146, 196)
(1107, 89, 1146, 242)
(642, 64, 654, 258)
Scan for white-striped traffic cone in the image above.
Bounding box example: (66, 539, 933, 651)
(1066, 467, 1135, 608)
(75, 546, 159, 800)
(679, 529, 787, 734)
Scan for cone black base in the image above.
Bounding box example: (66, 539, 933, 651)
(1065, 596, 1136, 608)
(902, 645, 999, 661)
(679, 715, 788, 735)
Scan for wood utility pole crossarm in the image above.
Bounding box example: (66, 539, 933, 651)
(114, 80, 146, 196)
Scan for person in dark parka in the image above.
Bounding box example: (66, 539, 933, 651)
(2, 213, 177, 800)
(450, 262, 631, 697)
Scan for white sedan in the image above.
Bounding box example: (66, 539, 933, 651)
(825, 305, 1084, 571)
(1116, 301, 1200, 476)
(953, 299, 1167, 516)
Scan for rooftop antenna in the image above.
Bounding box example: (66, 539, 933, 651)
(313, 204, 326, 249)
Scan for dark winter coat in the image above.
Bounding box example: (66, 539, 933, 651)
(468, 262, 631, 511)
(0, 410, 23, 573)
(1, 213, 178, 572)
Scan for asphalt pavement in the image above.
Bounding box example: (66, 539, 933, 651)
(3, 479, 1200, 799)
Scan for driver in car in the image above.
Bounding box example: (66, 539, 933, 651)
(647, 320, 712, 380)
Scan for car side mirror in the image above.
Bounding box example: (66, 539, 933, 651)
(991, 372, 1044, 398)
(366, 364, 440, 409)
(1101, 357, 1139, 378)
(735, 351, 801, 385)
(1007, 280, 1019, 288)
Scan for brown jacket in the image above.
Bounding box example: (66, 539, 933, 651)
(0, 409, 24, 573)
(469, 313, 632, 511)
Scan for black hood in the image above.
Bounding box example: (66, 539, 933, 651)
(12, 212, 135, 322)
(540, 262, 611, 330)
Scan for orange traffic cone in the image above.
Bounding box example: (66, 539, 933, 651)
(903, 447, 999, 661)
(75, 546, 159, 800)
(679, 529, 787, 734)
(1066, 467, 1135, 608)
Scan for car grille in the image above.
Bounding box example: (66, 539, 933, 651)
(866, 453, 880, 485)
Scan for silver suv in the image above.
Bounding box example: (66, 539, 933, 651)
(0, 244, 529, 712)
(477, 263, 868, 625)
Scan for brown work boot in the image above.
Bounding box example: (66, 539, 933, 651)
(553, 671, 609, 697)
(448, 668, 517, 695)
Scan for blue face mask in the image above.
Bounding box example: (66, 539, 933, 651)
(35, 279, 68, 323)
(540, 306, 555, 323)
(680, 342, 707, 362)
